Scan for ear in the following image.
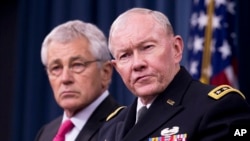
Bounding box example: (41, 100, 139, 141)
(101, 61, 113, 88)
(111, 59, 117, 69)
(173, 35, 184, 62)
(110, 59, 122, 74)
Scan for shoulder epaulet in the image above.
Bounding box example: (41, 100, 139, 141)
(208, 85, 245, 100)
(106, 106, 126, 121)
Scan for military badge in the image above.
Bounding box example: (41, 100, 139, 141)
(148, 133, 187, 141)
(148, 126, 187, 141)
(161, 126, 179, 137)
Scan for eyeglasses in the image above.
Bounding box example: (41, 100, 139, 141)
(46, 60, 100, 77)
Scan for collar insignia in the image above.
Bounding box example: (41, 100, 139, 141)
(166, 99, 175, 106)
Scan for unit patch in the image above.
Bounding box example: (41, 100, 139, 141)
(208, 85, 245, 100)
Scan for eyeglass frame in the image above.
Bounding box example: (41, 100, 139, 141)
(45, 59, 101, 77)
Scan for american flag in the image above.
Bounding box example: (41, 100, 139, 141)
(187, 0, 239, 88)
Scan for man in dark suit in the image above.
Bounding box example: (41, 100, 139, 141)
(98, 8, 250, 141)
(35, 20, 120, 141)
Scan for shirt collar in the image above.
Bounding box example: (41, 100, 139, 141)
(136, 96, 156, 113)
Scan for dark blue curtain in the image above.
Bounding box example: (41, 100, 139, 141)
(11, 0, 250, 141)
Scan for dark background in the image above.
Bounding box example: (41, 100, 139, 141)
(0, 0, 17, 140)
(0, 0, 249, 141)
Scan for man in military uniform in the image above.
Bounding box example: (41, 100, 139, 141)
(98, 8, 250, 141)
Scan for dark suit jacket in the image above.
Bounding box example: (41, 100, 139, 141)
(35, 94, 120, 141)
(98, 67, 250, 141)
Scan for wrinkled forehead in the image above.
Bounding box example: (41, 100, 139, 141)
(111, 13, 160, 35)
(110, 14, 166, 46)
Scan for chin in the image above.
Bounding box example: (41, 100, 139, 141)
(60, 100, 79, 108)
(135, 89, 157, 97)
(136, 83, 160, 93)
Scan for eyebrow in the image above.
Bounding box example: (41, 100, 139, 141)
(48, 59, 61, 67)
(69, 55, 85, 62)
(48, 55, 86, 66)
(118, 39, 155, 50)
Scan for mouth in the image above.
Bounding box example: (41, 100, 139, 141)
(134, 75, 152, 84)
(60, 91, 78, 98)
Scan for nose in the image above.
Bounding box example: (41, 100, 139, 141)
(60, 67, 74, 84)
(131, 52, 146, 72)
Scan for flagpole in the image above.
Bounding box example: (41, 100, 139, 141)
(200, 0, 214, 84)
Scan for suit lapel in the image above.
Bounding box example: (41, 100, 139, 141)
(76, 121, 102, 141)
(76, 95, 120, 141)
(36, 116, 62, 141)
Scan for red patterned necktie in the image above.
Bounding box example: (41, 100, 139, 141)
(53, 119, 74, 141)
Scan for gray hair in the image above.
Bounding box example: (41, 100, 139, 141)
(109, 8, 174, 53)
(41, 20, 110, 66)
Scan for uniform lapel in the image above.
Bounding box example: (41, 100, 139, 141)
(122, 97, 184, 141)
(120, 100, 138, 138)
(122, 67, 192, 141)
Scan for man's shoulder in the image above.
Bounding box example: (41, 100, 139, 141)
(188, 81, 245, 100)
(106, 106, 127, 121)
(34, 116, 62, 140)
(98, 106, 127, 141)
(95, 94, 121, 116)
(42, 116, 62, 129)
(207, 84, 246, 100)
